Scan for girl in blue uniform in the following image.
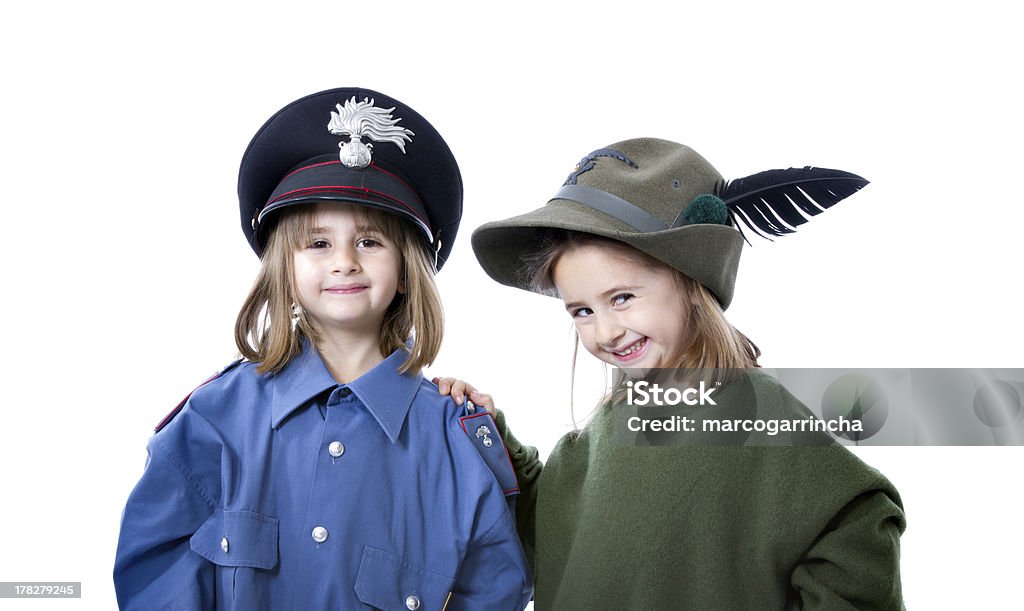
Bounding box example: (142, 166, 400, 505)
(113, 88, 531, 611)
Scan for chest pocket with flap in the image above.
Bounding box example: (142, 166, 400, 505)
(190, 509, 279, 609)
(355, 545, 455, 610)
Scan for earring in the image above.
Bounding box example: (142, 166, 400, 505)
(291, 302, 303, 331)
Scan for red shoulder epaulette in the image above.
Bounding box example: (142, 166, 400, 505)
(154, 359, 244, 432)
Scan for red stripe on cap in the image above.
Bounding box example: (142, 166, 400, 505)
(280, 160, 341, 181)
(281, 161, 424, 209)
(369, 163, 424, 207)
(267, 186, 430, 229)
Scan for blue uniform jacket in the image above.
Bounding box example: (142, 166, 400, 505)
(114, 343, 532, 610)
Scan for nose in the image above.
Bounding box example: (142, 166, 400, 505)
(331, 243, 361, 274)
(594, 314, 626, 350)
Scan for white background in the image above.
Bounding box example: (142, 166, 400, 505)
(1, 1, 1021, 609)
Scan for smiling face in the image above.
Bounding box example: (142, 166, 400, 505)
(552, 242, 690, 371)
(292, 204, 403, 341)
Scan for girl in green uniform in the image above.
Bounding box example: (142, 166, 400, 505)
(446, 138, 905, 610)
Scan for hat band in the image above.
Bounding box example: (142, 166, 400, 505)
(551, 185, 667, 232)
(257, 158, 433, 240)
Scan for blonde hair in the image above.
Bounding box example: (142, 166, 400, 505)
(527, 230, 760, 423)
(234, 203, 443, 375)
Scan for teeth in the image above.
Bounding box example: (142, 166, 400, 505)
(615, 338, 645, 356)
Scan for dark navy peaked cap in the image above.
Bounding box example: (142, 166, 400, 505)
(238, 87, 463, 270)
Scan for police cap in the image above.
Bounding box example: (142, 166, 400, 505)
(238, 87, 462, 269)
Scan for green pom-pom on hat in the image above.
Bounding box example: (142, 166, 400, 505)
(682, 193, 730, 226)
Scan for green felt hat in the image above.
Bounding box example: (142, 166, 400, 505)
(471, 137, 867, 310)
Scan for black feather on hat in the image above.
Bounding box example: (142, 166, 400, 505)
(714, 167, 868, 242)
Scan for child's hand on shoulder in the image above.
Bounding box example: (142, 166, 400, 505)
(432, 377, 496, 415)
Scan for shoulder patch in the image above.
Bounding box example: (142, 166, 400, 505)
(459, 409, 520, 497)
(154, 359, 245, 432)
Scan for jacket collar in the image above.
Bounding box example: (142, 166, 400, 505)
(271, 341, 423, 442)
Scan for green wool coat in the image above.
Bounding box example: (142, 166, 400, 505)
(495, 371, 906, 610)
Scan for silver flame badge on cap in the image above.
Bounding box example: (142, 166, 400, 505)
(327, 97, 415, 169)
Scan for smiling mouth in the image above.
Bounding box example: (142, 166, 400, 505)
(610, 337, 648, 361)
(324, 285, 367, 294)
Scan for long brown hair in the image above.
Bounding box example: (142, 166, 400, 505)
(234, 203, 443, 375)
(526, 230, 759, 424)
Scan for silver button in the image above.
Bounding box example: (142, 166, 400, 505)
(405, 594, 421, 610)
(220, 537, 229, 553)
(311, 526, 328, 543)
(328, 441, 345, 457)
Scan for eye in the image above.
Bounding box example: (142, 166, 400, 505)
(357, 237, 383, 249)
(571, 307, 594, 318)
(611, 293, 634, 306)
(308, 238, 331, 249)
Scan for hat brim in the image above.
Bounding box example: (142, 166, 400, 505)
(471, 197, 744, 309)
